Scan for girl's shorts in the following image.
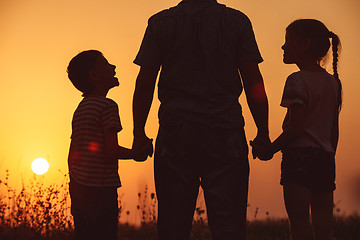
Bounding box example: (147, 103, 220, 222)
(280, 147, 336, 192)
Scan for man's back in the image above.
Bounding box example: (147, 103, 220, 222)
(134, 0, 263, 127)
(132, 2, 270, 240)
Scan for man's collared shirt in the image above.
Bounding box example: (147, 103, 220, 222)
(134, 0, 263, 127)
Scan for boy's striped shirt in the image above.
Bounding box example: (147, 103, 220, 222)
(69, 96, 122, 187)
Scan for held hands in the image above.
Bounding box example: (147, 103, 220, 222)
(250, 134, 274, 161)
(132, 136, 154, 162)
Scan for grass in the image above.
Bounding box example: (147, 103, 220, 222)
(0, 170, 359, 240)
(0, 170, 72, 240)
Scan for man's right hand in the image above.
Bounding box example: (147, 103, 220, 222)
(250, 134, 273, 161)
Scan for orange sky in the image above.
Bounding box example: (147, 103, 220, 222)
(1, 0, 360, 222)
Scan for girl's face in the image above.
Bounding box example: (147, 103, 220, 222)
(281, 31, 305, 64)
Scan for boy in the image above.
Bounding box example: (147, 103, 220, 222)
(67, 50, 152, 240)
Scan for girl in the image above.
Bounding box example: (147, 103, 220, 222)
(252, 19, 342, 240)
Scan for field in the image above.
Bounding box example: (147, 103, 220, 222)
(0, 171, 359, 240)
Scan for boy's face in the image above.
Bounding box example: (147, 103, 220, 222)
(90, 55, 119, 90)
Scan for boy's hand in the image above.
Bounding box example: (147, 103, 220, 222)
(250, 138, 273, 161)
(133, 137, 153, 162)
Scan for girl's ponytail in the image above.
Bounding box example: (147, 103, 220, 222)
(329, 31, 342, 112)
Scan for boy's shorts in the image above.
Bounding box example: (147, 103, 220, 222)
(280, 147, 336, 192)
(69, 177, 118, 240)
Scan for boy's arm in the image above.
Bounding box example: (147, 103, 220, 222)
(67, 140, 75, 167)
(239, 61, 270, 156)
(104, 130, 134, 160)
(132, 66, 159, 156)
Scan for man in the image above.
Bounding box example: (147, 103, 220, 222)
(132, 0, 270, 239)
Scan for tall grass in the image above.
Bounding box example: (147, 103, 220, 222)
(0, 170, 73, 240)
(0, 170, 359, 240)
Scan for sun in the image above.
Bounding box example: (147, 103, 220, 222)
(31, 158, 50, 175)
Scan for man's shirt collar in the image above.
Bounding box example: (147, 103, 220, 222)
(180, 0, 217, 3)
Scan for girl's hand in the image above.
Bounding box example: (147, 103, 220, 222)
(250, 140, 273, 161)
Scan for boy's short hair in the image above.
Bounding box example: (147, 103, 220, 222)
(67, 50, 103, 96)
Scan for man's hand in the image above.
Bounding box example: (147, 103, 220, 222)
(239, 61, 271, 161)
(133, 135, 153, 162)
(132, 66, 158, 162)
(250, 134, 273, 161)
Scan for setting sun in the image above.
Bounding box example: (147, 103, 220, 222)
(31, 158, 50, 175)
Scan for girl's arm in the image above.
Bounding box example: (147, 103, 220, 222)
(270, 104, 305, 154)
(330, 111, 339, 153)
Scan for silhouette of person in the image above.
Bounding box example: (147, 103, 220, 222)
(132, 0, 270, 239)
(251, 19, 342, 240)
(67, 50, 151, 240)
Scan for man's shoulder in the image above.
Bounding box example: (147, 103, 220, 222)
(148, 3, 250, 23)
(148, 6, 179, 23)
(287, 71, 301, 78)
(285, 71, 303, 84)
(222, 4, 247, 16)
(222, 5, 251, 24)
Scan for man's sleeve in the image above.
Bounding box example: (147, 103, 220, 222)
(134, 19, 161, 70)
(237, 15, 263, 64)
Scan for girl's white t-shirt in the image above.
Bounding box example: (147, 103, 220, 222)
(281, 70, 339, 153)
